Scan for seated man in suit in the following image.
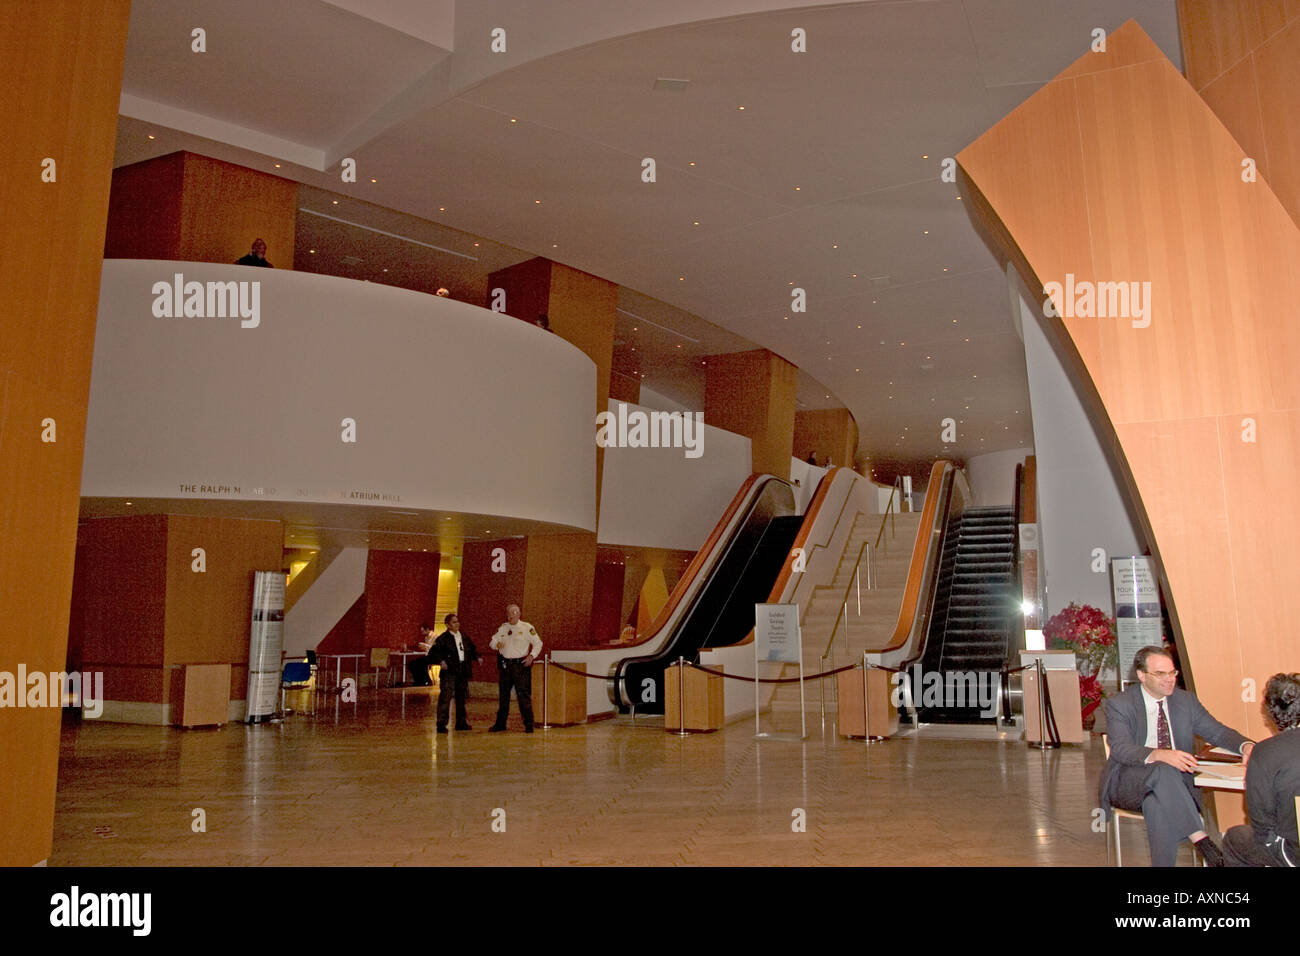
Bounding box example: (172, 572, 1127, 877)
(1223, 672, 1300, 866)
(1100, 644, 1254, 866)
(432, 613, 479, 733)
(407, 623, 435, 686)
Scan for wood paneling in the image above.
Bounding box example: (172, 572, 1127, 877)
(460, 538, 528, 678)
(104, 153, 185, 260)
(1180, 2, 1300, 228)
(0, 0, 130, 866)
(362, 549, 441, 650)
(105, 151, 298, 268)
(163, 515, 283, 700)
(793, 408, 858, 468)
(521, 532, 598, 649)
(704, 349, 798, 477)
(75, 516, 169, 700)
(958, 18, 1300, 762)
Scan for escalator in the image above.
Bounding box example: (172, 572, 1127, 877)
(913, 506, 1018, 723)
(613, 476, 800, 714)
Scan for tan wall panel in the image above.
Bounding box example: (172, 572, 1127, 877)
(1180, 2, 1300, 229)
(178, 153, 298, 268)
(104, 153, 186, 260)
(704, 349, 798, 476)
(1252, 21, 1300, 228)
(521, 532, 598, 650)
(0, 0, 130, 867)
(793, 407, 858, 467)
(1215, 409, 1300, 740)
(959, 19, 1300, 752)
(163, 516, 284, 701)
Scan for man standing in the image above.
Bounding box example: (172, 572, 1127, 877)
(432, 613, 479, 734)
(488, 604, 542, 733)
(235, 238, 272, 267)
(1099, 645, 1254, 866)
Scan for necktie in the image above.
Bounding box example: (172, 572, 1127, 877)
(1156, 700, 1172, 750)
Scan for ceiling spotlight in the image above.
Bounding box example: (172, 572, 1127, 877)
(370, 178, 377, 183)
(147, 134, 155, 140)
(332, 200, 339, 205)
(510, 118, 518, 123)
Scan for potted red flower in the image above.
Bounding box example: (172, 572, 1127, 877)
(1042, 603, 1119, 728)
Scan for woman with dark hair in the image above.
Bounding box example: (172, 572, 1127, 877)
(1224, 672, 1300, 866)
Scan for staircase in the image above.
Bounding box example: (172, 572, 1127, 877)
(768, 510, 923, 718)
(913, 506, 1017, 723)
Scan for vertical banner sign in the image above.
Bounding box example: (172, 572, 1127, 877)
(1110, 557, 1162, 683)
(245, 570, 286, 722)
(754, 603, 805, 739)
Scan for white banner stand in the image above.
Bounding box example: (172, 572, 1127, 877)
(1111, 556, 1163, 688)
(754, 603, 805, 740)
(245, 570, 286, 722)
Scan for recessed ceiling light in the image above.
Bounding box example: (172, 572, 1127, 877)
(857, 325, 862, 329)
(147, 134, 155, 140)
(679, 276, 684, 281)
(689, 161, 695, 166)
(923, 230, 929, 235)
(738, 105, 745, 110)
(794, 186, 801, 191)
(510, 118, 518, 123)
(370, 178, 377, 183)
(382, 268, 387, 272)
(310, 249, 316, 253)
(553, 243, 558, 248)
(693, 221, 700, 226)
(534, 199, 541, 204)
(332, 200, 339, 205)
(474, 242, 480, 247)
(922, 154, 929, 159)
(439, 206, 446, 211)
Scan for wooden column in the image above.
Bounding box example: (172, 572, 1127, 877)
(105, 151, 298, 268)
(793, 407, 859, 467)
(704, 349, 798, 477)
(72, 515, 283, 723)
(0, 0, 131, 867)
(958, 19, 1300, 820)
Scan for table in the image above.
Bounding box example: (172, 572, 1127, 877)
(317, 653, 363, 691)
(390, 650, 427, 685)
(1194, 763, 1245, 792)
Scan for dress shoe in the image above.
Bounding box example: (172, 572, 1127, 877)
(489, 725, 507, 732)
(436, 726, 448, 734)
(1195, 836, 1227, 867)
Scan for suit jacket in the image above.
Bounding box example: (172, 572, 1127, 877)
(1099, 684, 1250, 816)
(431, 630, 479, 678)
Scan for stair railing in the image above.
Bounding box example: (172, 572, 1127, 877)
(874, 476, 904, 549)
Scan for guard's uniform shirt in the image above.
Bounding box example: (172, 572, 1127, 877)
(489, 621, 542, 660)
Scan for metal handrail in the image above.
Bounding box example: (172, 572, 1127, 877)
(874, 476, 904, 549)
(821, 540, 871, 665)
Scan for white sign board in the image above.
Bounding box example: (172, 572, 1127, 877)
(1111, 556, 1162, 682)
(245, 570, 286, 721)
(755, 604, 801, 663)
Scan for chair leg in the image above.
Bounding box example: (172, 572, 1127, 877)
(1115, 817, 1123, 867)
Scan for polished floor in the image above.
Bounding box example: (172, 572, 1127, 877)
(50, 685, 1188, 866)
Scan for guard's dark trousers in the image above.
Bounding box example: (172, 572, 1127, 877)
(494, 657, 534, 729)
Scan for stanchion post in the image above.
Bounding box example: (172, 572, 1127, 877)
(861, 652, 869, 743)
(676, 656, 689, 737)
(1029, 656, 1059, 751)
(541, 654, 550, 730)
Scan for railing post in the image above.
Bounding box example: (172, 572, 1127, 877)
(675, 656, 689, 737)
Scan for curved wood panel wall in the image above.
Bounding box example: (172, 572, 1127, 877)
(958, 20, 1300, 741)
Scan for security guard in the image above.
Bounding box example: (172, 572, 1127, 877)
(488, 604, 543, 733)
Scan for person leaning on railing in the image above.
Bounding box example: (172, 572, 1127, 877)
(1223, 672, 1300, 867)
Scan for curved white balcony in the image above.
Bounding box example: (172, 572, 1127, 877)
(83, 260, 597, 531)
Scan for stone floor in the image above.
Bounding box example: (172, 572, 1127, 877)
(49, 685, 1190, 866)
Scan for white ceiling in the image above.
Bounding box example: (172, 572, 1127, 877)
(112, 0, 1184, 467)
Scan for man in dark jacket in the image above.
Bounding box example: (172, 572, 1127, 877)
(1099, 645, 1253, 866)
(432, 613, 479, 733)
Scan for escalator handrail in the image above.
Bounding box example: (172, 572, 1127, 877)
(870, 460, 971, 663)
(708, 466, 868, 649)
(615, 473, 763, 650)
